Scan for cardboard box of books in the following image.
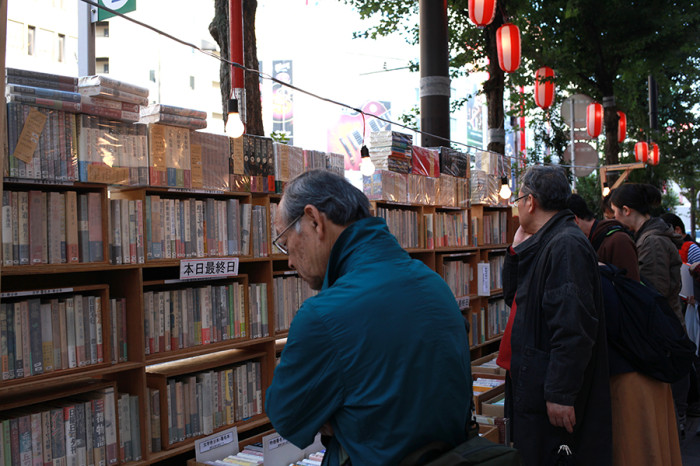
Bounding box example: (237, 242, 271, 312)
(472, 373, 505, 415)
(481, 392, 506, 418)
(362, 170, 407, 202)
(471, 352, 506, 376)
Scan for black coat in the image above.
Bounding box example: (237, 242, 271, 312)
(503, 210, 612, 466)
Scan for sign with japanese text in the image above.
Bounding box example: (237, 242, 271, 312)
(179, 258, 239, 280)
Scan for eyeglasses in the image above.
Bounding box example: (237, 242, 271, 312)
(272, 213, 303, 255)
(514, 193, 530, 204)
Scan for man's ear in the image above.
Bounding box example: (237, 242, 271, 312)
(304, 204, 325, 237)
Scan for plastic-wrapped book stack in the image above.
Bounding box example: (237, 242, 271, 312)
(368, 130, 413, 174)
(140, 103, 208, 130)
(78, 75, 149, 122)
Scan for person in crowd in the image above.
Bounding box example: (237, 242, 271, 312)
(601, 193, 616, 220)
(610, 184, 689, 438)
(569, 194, 682, 465)
(568, 193, 638, 280)
(661, 212, 700, 265)
(661, 212, 700, 425)
(265, 169, 472, 466)
(497, 166, 611, 466)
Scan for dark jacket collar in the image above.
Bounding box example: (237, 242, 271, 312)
(322, 216, 406, 289)
(513, 209, 575, 257)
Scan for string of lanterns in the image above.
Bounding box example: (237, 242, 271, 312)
(467, 0, 661, 176)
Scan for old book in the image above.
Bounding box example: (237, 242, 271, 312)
(87, 193, 103, 262)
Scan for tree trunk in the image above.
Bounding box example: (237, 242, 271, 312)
(209, 0, 230, 125)
(243, 0, 263, 136)
(484, 13, 505, 157)
(210, 0, 263, 136)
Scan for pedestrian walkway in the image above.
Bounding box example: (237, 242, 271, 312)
(682, 415, 700, 464)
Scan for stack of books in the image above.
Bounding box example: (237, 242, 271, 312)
(6, 68, 81, 112)
(140, 103, 207, 130)
(368, 130, 413, 174)
(78, 75, 149, 122)
(190, 131, 230, 191)
(5, 69, 80, 182)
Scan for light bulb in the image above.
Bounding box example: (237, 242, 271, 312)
(360, 157, 375, 177)
(499, 176, 512, 199)
(602, 183, 610, 197)
(225, 99, 245, 138)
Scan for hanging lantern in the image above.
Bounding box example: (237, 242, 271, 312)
(586, 102, 603, 138)
(468, 0, 497, 27)
(496, 24, 521, 73)
(634, 141, 649, 163)
(649, 142, 660, 165)
(617, 111, 627, 143)
(534, 67, 555, 109)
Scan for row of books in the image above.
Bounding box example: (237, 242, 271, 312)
(1, 190, 103, 266)
(272, 273, 318, 333)
(376, 206, 420, 249)
(0, 386, 120, 466)
(0, 294, 106, 381)
(488, 254, 506, 291)
(248, 283, 269, 340)
(143, 283, 247, 355)
(486, 298, 509, 341)
(145, 196, 261, 260)
(482, 211, 509, 245)
(443, 258, 473, 300)
(433, 210, 470, 248)
(116, 392, 142, 463)
(364, 170, 470, 207)
(108, 198, 145, 265)
(156, 360, 263, 447)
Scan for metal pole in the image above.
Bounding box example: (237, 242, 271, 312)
(78, 1, 96, 76)
(648, 75, 658, 132)
(419, 0, 450, 147)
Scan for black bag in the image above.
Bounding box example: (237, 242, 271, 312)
(600, 263, 697, 383)
(399, 421, 521, 466)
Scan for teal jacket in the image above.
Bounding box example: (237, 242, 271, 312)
(266, 217, 472, 465)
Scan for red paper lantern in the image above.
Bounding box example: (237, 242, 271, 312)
(617, 111, 627, 143)
(649, 142, 660, 165)
(586, 102, 603, 138)
(534, 67, 555, 109)
(496, 24, 521, 73)
(635, 141, 649, 163)
(468, 0, 497, 27)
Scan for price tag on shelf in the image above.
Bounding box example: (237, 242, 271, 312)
(456, 295, 470, 310)
(194, 426, 239, 463)
(14, 108, 47, 164)
(179, 257, 239, 280)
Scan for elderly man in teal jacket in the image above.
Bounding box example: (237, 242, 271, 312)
(265, 169, 472, 466)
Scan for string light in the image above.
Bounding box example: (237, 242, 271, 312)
(225, 99, 245, 138)
(80, 0, 608, 174)
(602, 182, 610, 197)
(499, 176, 512, 199)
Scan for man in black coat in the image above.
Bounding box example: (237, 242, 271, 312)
(498, 166, 612, 465)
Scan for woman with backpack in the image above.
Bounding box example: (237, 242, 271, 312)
(611, 183, 689, 445)
(569, 193, 682, 465)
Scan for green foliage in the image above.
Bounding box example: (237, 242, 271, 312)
(270, 131, 290, 144)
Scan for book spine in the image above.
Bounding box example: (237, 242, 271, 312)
(78, 194, 90, 262)
(87, 193, 103, 262)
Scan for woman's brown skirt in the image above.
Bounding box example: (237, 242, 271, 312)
(610, 371, 682, 465)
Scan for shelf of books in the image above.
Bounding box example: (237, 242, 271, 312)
(0, 69, 516, 464)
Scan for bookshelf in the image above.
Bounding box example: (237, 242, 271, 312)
(0, 174, 515, 463)
(0, 67, 516, 465)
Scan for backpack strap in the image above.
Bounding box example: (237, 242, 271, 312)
(591, 224, 628, 252)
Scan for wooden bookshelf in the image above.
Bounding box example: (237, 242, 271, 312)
(0, 177, 517, 464)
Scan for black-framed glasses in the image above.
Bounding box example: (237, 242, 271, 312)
(272, 213, 303, 255)
(513, 193, 530, 204)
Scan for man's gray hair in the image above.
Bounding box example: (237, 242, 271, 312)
(281, 169, 371, 226)
(521, 165, 571, 212)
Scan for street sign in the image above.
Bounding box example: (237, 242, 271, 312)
(98, 0, 136, 21)
(561, 94, 594, 128)
(562, 142, 598, 177)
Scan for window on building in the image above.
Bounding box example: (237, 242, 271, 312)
(96, 57, 109, 74)
(58, 34, 65, 62)
(190, 76, 195, 90)
(150, 70, 156, 82)
(96, 22, 109, 37)
(28, 26, 36, 55)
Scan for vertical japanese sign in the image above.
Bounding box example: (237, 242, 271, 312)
(272, 60, 294, 144)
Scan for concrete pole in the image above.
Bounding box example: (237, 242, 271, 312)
(419, 0, 450, 147)
(78, 1, 96, 76)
